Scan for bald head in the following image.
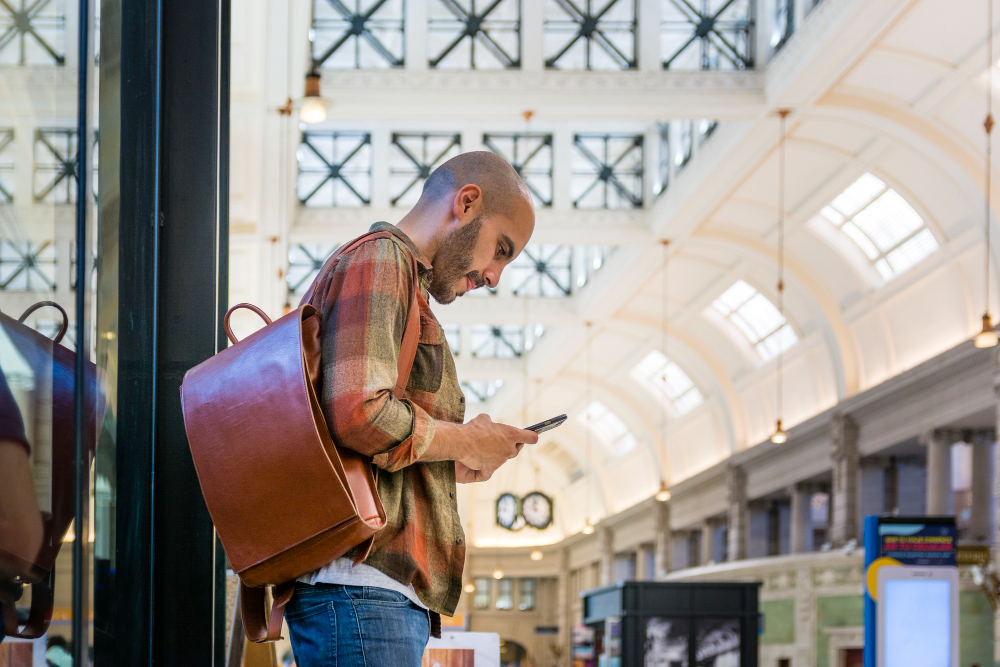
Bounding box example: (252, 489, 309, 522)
(398, 150, 535, 304)
(418, 150, 534, 219)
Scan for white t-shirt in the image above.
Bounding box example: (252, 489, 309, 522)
(298, 558, 429, 609)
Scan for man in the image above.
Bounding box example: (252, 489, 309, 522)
(285, 151, 539, 666)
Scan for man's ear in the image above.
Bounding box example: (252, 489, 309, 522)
(452, 184, 484, 221)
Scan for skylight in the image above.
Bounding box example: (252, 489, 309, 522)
(631, 350, 703, 416)
(579, 401, 637, 455)
(461, 379, 503, 404)
(819, 173, 938, 280)
(711, 280, 798, 362)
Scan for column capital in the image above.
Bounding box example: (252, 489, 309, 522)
(829, 413, 858, 461)
(970, 430, 996, 445)
(726, 464, 747, 505)
(919, 428, 962, 448)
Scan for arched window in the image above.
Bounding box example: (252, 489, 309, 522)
(579, 401, 637, 455)
(709, 280, 797, 362)
(631, 350, 703, 416)
(818, 173, 938, 281)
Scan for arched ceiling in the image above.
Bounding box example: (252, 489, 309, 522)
(226, 0, 1000, 546)
(464, 0, 1000, 546)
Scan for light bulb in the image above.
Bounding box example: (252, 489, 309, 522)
(655, 481, 671, 502)
(771, 420, 787, 444)
(975, 314, 998, 348)
(463, 582, 476, 593)
(493, 567, 504, 580)
(581, 519, 595, 535)
(530, 548, 543, 561)
(300, 98, 327, 124)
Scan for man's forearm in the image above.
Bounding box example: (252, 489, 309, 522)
(418, 419, 469, 463)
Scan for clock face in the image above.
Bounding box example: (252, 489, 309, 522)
(522, 491, 553, 530)
(496, 493, 520, 530)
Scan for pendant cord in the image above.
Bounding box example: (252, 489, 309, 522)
(660, 241, 669, 485)
(987, 0, 994, 322)
(585, 321, 592, 523)
(777, 110, 788, 427)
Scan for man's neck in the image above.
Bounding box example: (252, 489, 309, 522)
(396, 208, 446, 263)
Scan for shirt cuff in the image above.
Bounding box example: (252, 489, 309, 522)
(371, 401, 436, 472)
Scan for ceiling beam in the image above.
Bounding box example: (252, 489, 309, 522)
(293, 206, 653, 245)
(318, 70, 766, 122)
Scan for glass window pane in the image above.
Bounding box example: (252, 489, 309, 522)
(851, 190, 924, 251)
(885, 228, 938, 275)
(830, 173, 884, 216)
(474, 577, 491, 609)
(519, 579, 536, 611)
(496, 578, 513, 610)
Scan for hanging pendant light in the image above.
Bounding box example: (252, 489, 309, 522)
(299, 69, 331, 124)
(277, 68, 333, 124)
(463, 582, 476, 594)
(656, 240, 672, 501)
(582, 518, 595, 535)
(977, 0, 998, 348)
(530, 547, 544, 561)
(771, 109, 791, 444)
(493, 566, 504, 580)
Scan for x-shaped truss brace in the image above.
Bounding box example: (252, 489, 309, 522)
(662, 0, 753, 69)
(512, 246, 572, 296)
(299, 133, 371, 205)
(545, 0, 634, 70)
(473, 325, 523, 358)
(313, 0, 403, 68)
(429, 0, 518, 68)
(573, 135, 643, 208)
(0, 240, 55, 291)
(0, 0, 64, 64)
(34, 129, 79, 202)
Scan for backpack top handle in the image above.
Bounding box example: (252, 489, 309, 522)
(17, 301, 69, 345)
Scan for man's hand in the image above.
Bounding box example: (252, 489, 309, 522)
(456, 414, 537, 479)
(421, 414, 539, 480)
(456, 461, 490, 483)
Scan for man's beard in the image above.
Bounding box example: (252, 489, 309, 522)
(428, 215, 486, 305)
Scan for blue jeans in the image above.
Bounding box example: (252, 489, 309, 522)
(285, 582, 430, 667)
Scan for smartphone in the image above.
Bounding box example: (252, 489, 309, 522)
(524, 414, 567, 434)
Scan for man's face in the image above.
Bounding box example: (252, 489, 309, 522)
(427, 197, 534, 305)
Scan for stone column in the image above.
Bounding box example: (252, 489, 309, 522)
(654, 500, 672, 578)
(557, 548, 571, 663)
(726, 465, 748, 561)
(598, 526, 613, 586)
(923, 429, 957, 515)
(970, 431, 997, 544)
(830, 413, 860, 546)
(789, 483, 812, 554)
(700, 518, 716, 565)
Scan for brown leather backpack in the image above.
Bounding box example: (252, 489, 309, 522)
(181, 231, 421, 642)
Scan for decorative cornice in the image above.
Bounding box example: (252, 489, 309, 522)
(320, 69, 764, 93)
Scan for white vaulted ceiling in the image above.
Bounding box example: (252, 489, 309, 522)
(228, 0, 1000, 547)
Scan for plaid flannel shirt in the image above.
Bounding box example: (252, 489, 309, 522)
(311, 222, 467, 630)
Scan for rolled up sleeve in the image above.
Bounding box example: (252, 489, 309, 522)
(319, 238, 429, 472)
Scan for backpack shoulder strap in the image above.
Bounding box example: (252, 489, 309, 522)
(300, 229, 422, 397)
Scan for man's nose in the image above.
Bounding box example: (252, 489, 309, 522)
(483, 267, 499, 288)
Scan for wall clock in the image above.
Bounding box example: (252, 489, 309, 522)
(496, 492, 522, 531)
(522, 491, 554, 530)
